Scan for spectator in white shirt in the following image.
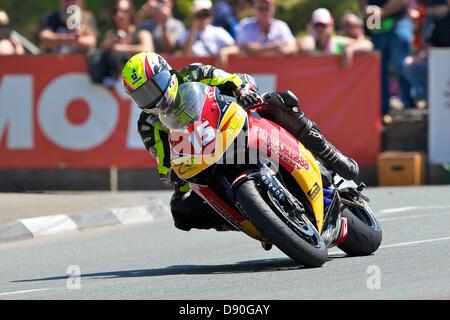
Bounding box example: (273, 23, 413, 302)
(179, 0, 239, 65)
(236, 0, 297, 55)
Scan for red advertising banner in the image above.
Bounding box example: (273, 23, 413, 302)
(0, 54, 380, 169)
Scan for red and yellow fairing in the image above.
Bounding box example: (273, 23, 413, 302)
(170, 96, 325, 237)
(247, 117, 325, 233)
(171, 101, 247, 180)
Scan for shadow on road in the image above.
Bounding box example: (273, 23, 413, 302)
(12, 253, 348, 283)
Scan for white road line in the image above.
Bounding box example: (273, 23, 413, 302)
(0, 288, 50, 297)
(380, 236, 450, 249)
(379, 205, 450, 214)
(378, 213, 440, 222)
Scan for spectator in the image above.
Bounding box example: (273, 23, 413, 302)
(0, 10, 25, 55)
(137, 0, 185, 54)
(212, 0, 251, 39)
(422, 0, 449, 44)
(179, 0, 238, 64)
(407, 0, 427, 50)
(339, 12, 375, 66)
(358, 0, 414, 115)
(236, 0, 298, 56)
(102, 0, 154, 54)
(404, 0, 450, 103)
(89, 0, 153, 86)
(299, 9, 373, 67)
(299, 8, 342, 54)
(39, 0, 98, 54)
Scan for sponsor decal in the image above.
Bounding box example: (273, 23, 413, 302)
(307, 182, 321, 200)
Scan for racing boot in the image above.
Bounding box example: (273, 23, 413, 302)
(263, 91, 359, 180)
(298, 121, 359, 180)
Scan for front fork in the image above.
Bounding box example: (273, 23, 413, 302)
(230, 168, 306, 220)
(321, 188, 348, 247)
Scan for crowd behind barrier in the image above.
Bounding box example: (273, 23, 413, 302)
(0, 53, 381, 169)
(1, 0, 450, 118)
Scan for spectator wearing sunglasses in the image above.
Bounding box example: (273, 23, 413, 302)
(299, 9, 373, 67)
(88, 0, 153, 86)
(339, 12, 374, 66)
(236, 0, 298, 56)
(102, 0, 154, 55)
(39, 0, 97, 54)
(179, 0, 238, 65)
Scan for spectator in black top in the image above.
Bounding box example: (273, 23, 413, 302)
(403, 0, 450, 103)
(359, 0, 414, 115)
(39, 0, 98, 54)
(423, 0, 449, 43)
(0, 10, 24, 55)
(89, 0, 154, 87)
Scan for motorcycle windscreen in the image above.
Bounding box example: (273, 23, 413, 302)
(159, 82, 206, 130)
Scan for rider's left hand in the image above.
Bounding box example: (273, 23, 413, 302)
(236, 84, 264, 109)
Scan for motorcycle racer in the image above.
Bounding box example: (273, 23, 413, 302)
(121, 51, 359, 232)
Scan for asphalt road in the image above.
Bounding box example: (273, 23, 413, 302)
(1, 187, 450, 300)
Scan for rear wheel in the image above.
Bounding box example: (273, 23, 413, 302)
(338, 202, 382, 256)
(235, 180, 328, 268)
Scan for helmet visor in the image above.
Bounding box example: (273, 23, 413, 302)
(127, 70, 172, 109)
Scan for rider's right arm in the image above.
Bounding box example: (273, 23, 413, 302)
(137, 111, 171, 177)
(137, 111, 191, 192)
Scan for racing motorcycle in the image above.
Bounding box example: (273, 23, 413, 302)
(159, 82, 382, 268)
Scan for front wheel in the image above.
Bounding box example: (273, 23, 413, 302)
(235, 180, 328, 268)
(338, 201, 382, 256)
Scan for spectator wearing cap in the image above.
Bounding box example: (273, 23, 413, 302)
(299, 8, 345, 54)
(137, 0, 185, 54)
(359, 0, 414, 115)
(299, 8, 373, 66)
(236, 0, 298, 55)
(179, 0, 239, 65)
(0, 10, 24, 55)
(39, 0, 98, 54)
(299, 9, 373, 67)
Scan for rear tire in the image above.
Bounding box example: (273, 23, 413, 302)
(338, 204, 382, 256)
(235, 180, 328, 268)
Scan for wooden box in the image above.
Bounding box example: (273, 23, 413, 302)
(378, 152, 425, 186)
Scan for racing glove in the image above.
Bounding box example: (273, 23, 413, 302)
(236, 84, 264, 109)
(160, 168, 189, 191)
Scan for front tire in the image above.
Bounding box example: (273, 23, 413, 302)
(235, 180, 328, 268)
(338, 203, 382, 256)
